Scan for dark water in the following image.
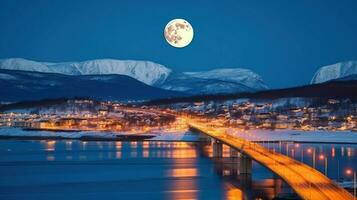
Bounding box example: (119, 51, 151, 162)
(0, 140, 355, 200)
(260, 141, 357, 182)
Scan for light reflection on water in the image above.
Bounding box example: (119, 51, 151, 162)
(259, 141, 357, 181)
(0, 140, 220, 200)
(0, 139, 355, 199)
(168, 168, 198, 178)
(201, 142, 293, 200)
(43, 140, 56, 151)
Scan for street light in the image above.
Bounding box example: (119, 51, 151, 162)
(307, 148, 312, 153)
(307, 147, 316, 169)
(319, 154, 327, 176)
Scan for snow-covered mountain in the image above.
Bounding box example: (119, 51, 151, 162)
(311, 61, 357, 84)
(184, 68, 268, 91)
(0, 69, 181, 102)
(0, 58, 268, 94)
(0, 58, 171, 85)
(159, 69, 267, 94)
(159, 72, 254, 94)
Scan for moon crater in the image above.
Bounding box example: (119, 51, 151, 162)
(164, 19, 194, 48)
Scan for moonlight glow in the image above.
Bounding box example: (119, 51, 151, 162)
(164, 19, 194, 48)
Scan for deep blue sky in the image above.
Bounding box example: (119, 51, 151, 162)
(1, 0, 357, 88)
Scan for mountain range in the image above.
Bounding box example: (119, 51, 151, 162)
(0, 58, 268, 98)
(0, 69, 181, 102)
(2, 58, 356, 102)
(0, 58, 171, 85)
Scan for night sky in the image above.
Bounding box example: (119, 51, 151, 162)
(1, 0, 357, 88)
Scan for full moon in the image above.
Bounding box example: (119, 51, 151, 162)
(164, 19, 194, 48)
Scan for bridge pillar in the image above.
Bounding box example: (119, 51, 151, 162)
(239, 173, 252, 189)
(229, 148, 239, 158)
(239, 154, 252, 174)
(212, 139, 223, 158)
(229, 147, 239, 175)
(273, 175, 283, 197)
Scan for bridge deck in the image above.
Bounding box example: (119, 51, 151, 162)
(189, 121, 355, 200)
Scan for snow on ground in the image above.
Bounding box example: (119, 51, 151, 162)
(1, 127, 356, 143)
(0, 127, 125, 139)
(0, 127, 200, 141)
(148, 131, 199, 142)
(227, 129, 357, 143)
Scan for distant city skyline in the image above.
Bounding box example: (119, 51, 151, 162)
(1, 0, 357, 88)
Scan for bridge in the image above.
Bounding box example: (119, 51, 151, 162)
(188, 120, 355, 200)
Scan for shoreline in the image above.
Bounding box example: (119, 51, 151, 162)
(0, 134, 155, 141)
(1, 127, 357, 144)
(1, 135, 357, 144)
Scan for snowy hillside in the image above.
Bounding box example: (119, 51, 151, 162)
(0, 69, 181, 102)
(184, 68, 268, 90)
(0, 58, 269, 94)
(0, 58, 51, 72)
(311, 61, 357, 84)
(159, 71, 257, 94)
(0, 58, 171, 85)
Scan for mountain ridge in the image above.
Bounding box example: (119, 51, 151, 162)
(0, 58, 268, 94)
(0, 69, 182, 102)
(311, 61, 357, 84)
(0, 58, 172, 85)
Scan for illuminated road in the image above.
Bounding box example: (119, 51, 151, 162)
(188, 120, 355, 200)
